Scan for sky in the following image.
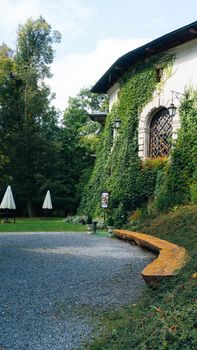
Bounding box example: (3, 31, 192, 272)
(0, 0, 197, 112)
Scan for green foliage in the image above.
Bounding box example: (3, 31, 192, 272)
(63, 88, 109, 212)
(0, 17, 61, 217)
(86, 215, 92, 224)
(16, 16, 61, 80)
(0, 18, 69, 217)
(112, 203, 127, 228)
(142, 156, 168, 169)
(188, 167, 197, 206)
(0, 19, 108, 217)
(83, 204, 197, 350)
(190, 183, 197, 203)
(154, 89, 197, 211)
(0, 152, 10, 188)
(106, 216, 114, 226)
(79, 54, 173, 222)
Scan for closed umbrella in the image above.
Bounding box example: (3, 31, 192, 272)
(42, 190, 53, 210)
(0, 185, 16, 209)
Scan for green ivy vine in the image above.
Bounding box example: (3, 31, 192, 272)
(79, 53, 174, 225)
(154, 88, 197, 211)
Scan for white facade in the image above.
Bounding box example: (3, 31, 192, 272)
(108, 82, 120, 112)
(107, 39, 197, 158)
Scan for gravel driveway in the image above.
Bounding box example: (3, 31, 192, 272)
(0, 232, 153, 350)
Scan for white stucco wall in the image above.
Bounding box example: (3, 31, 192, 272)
(108, 82, 120, 111)
(107, 38, 197, 158)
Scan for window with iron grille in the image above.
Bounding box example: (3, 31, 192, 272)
(149, 109, 172, 158)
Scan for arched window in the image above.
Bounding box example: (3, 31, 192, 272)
(149, 108, 172, 158)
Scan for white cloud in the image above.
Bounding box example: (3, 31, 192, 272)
(50, 37, 150, 111)
(0, 0, 96, 47)
(0, 1, 150, 113)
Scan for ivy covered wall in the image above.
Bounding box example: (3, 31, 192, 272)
(154, 89, 197, 211)
(79, 53, 174, 225)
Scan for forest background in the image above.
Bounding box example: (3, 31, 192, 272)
(0, 16, 108, 217)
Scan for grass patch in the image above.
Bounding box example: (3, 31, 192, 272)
(83, 204, 197, 350)
(0, 218, 87, 232)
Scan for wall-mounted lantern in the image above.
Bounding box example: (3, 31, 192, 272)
(114, 118, 121, 129)
(112, 118, 121, 142)
(168, 90, 186, 117)
(168, 102, 177, 117)
(110, 118, 122, 155)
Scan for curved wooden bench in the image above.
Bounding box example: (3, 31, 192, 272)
(113, 230, 188, 286)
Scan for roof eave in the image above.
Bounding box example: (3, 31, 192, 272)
(91, 20, 197, 94)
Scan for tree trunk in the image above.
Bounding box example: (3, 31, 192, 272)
(27, 198, 35, 217)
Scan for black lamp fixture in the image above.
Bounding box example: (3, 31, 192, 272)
(168, 101, 177, 117)
(168, 90, 185, 117)
(114, 118, 121, 129)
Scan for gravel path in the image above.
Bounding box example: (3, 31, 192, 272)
(0, 232, 154, 350)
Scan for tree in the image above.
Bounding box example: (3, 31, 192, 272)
(0, 17, 61, 216)
(62, 88, 108, 212)
(0, 18, 109, 217)
(15, 17, 61, 216)
(0, 44, 17, 192)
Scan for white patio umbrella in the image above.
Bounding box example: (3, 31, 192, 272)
(42, 190, 53, 210)
(0, 185, 16, 209)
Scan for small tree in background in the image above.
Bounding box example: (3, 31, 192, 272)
(62, 87, 108, 212)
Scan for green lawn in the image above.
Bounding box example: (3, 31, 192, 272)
(0, 218, 87, 232)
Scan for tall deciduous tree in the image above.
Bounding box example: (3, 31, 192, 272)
(0, 44, 17, 192)
(15, 17, 61, 216)
(0, 18, 108, 217)
(0, 17, 61, 216)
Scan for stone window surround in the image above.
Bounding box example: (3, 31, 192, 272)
(138, 96, 181, 159)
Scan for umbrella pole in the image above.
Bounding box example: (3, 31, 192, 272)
(4, 209, 9, 223)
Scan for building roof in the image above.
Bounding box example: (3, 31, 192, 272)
(91, 21, 197, 94)
(88, 112, 107, 125)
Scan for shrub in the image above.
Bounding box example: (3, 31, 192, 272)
(86, 215, 92, 224)
(107, 216, 114, 226)
(64, 215, 87, 224)
(113, 203, 127, 228)
(154, 89, 197, 212)
(190, 183, 197, 203)
(128, 208, 143, 223)
(141, 156, 168, 169)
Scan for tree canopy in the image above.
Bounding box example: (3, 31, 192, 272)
(0, 18, 108, 217)
(0, 17, 62, 216)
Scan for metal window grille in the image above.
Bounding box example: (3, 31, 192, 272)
(149, 109, 172, 158)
